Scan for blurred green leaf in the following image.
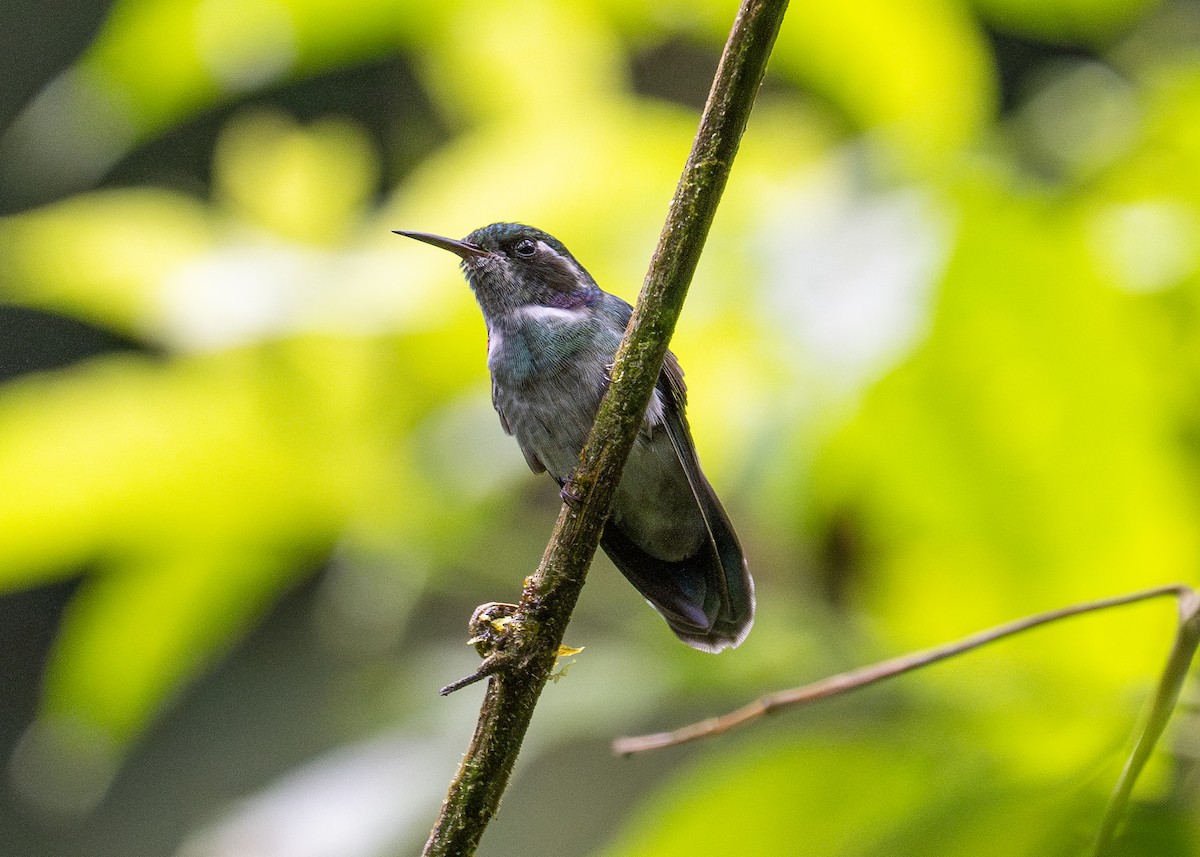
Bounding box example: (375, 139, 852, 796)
(770, 0, 995, 163)
(43, 549, 304, 740)
(601, 726, 1096, 857)
(0, 190, 212, 333)
(973, 0, 1161, 44)
(214, 110, 379, 245)
(0, 331, 482, 752)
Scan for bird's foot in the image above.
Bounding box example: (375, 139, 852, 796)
(559, 479, 583, 509)
(466, 601, 521, 657)
(440, 602, 523, 695)
(438, 598, 584, 694)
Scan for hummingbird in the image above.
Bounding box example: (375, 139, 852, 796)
(396, 223, 754, 652)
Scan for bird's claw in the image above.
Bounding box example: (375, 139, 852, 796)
(559, 479, 583, 509)
(440, 602, 523, 695)
(465, 601, 521, 657)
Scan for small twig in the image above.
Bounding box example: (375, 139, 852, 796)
(613, 584, 1193, 754)
(439, 653, 512, 696)
(1092, 587, 1200, 855)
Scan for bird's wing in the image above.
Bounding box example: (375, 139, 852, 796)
(600, 354, 754, 652)
(493, 379, 546, 474)
(655, 357, 748, 620)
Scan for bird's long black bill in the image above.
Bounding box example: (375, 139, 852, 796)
(393, 230, 490, 260)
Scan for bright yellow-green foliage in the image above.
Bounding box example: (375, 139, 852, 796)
(1, 0, 1199, 853)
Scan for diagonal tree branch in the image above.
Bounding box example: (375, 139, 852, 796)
(421, 2, 790, 855)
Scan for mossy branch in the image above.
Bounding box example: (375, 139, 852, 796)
(420, 2, 791, 855)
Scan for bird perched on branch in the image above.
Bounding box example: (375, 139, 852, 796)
(397, 223, 754, 652)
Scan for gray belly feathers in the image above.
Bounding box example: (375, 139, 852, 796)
(487, 304, 753, 652)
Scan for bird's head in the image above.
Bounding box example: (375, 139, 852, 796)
(396, 222, 600, 319)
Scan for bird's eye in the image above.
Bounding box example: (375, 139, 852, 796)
(513, 239, 537, 258)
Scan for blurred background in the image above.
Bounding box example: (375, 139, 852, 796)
(0, 0, 1198, 854)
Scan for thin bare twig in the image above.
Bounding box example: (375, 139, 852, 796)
(613, 584, 1193, 755)
(1092, 587, 1200, 855)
